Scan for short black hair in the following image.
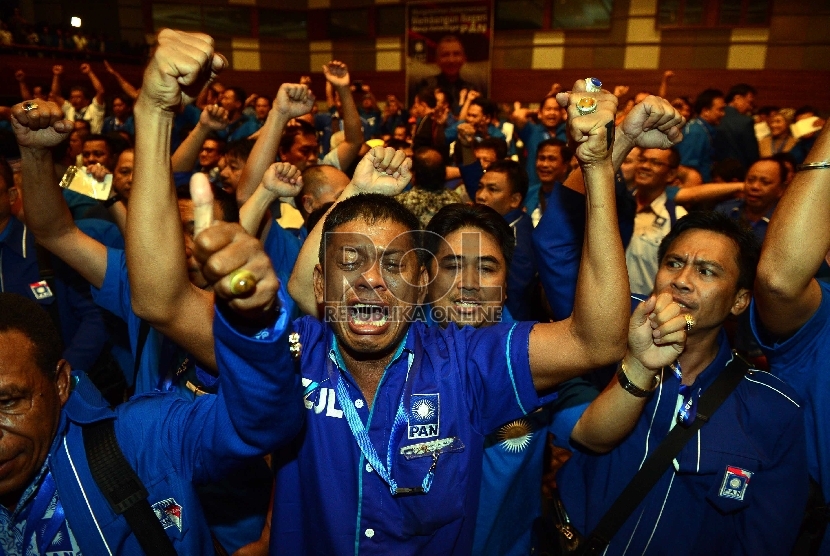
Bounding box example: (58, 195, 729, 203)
(320, 194, 424, 265)
(226, 86, 247, 106)
(412, 147, 447, 192)
(225, 138, 255, 163)
(753, 156, 788, 185)
(471, 98, 498, 120)
(794, 105, 818, 119)
(424, 203, 515, 267)
(536, 138, 573, 165)
(82, 134, 114, 153)
(658, 211, 760, 292)
(474, 137, 508, 161)
(711, 158, 746, 183)
(0, 293, 64, 379)
(103, 132, 132, 159)
(725, 84, 757, 103)
(279, 120, 317, 155)
(770, 152, 796, 177)
(693, 89, 725, 115)
(69, 85, 89, 99)
(416, 88, 438, 110)
(486, 159, 529, 202)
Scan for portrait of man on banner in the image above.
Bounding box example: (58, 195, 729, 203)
(407, 1, 492, 115)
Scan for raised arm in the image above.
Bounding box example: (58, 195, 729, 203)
(15, 70, 32, 101)
(235, 83, 314, 205)
(658, 70, 674, 99)
(571, 293, 686, 452)
(510, 101, 533, 132)
(564, 95, 684, 194)
(287, 147, 412, 315)
(755, 122, 830, 337)
(80, 63, 105, 105)
(528, 80, 629, 390)
(239, 162, 302, 236)
(128, 29, 227, 371)
(50, 65, 65, 106)
(11, 102, 108, 289)
(104, 60, 139, 100)
(170, 104, 228, 172)
(673, 181, 743, 206)
(326, 61, 363, 171)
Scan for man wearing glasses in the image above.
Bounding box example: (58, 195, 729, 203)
(626, 146, 686, 296)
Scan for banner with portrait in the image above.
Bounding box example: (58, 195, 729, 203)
(406, 0, 492, 115)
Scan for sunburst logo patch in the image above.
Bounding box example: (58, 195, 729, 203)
(497, 419, 533, 452)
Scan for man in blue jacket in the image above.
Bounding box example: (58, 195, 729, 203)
(558, 211, 808, 555)
(0, 263, 302, 553)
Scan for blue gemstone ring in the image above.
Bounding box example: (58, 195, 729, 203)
(585, 77, 602, 93)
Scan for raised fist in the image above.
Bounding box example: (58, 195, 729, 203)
(322, 61, 350, 89)
(10, 101, 72, 150)
(350, 147, 412, 197)
(262, 162, 303, 198)
(138, 29, 227, 112)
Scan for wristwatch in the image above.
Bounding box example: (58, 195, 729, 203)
(617, 359, 660, 397)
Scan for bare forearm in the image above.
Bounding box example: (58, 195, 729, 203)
(288, 181, 361, 315)
(564, 126, 633, 194)
(19, 147, 107, 288)
(19, 148, 74, 243)
(19, 81, 32, 101)
(240, 185, 277, 236)
(338, 85, 363, 151)
(674, 182, 742, 206)
(113, 71, 139, 100)
(86, 70, 105, 102)
(171, 122, 212, 172)
(571, 161, 629, 364)
(130, 101, 187, 316)
(756, 124, 830, 329)
(571, 353, 652, 452)
(51, 74, 62, 103)
(237, 110, 290, 205)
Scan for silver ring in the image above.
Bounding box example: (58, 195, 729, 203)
(585, 77, 602, 93)
(576, 97, 598, 115)
(23, 101, 38, 112)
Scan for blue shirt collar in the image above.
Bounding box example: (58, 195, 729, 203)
(685, 329, 735, 393)
(503, 208, 526, 226)
(0, 216, 27, 258)
(328, 326, 412, 378)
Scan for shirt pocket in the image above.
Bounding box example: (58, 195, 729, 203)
(395, 448, 466, 536)
(696, 448, 761, 515)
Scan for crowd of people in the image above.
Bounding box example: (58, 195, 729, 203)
(1, 27, 829, 556)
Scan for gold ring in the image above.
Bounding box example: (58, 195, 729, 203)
(684, 314, 696, 331)
(23, 101, 38, 112)
(576, 97, 597, 115)
(229, 269, 257, 296)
